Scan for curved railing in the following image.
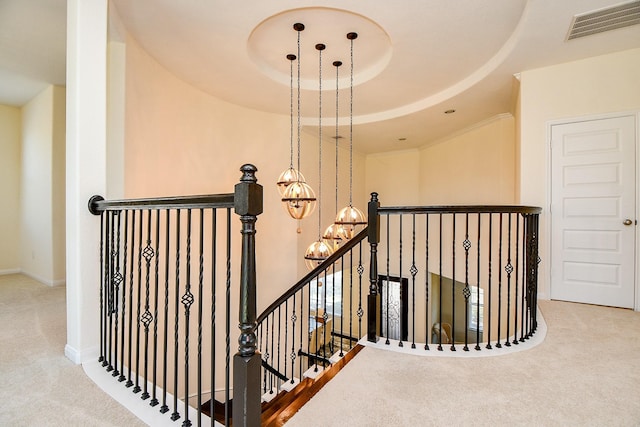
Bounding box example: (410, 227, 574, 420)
(255, 227, 369, 401)
(367, 193, 542, 352)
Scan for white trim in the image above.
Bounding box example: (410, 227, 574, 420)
(546, 110, 640, 312)
(21, 270, 66, 287)
(65, 343, 99, 364)
(361, 308, 547, 358)
(0, 268, 21, 276)
(83, 359, 221, 427)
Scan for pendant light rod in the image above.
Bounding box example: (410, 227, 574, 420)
(334, 60, 342, 217)
(347, 32, 357, 205)
(316, 43, 325, 239)
(295, 23, 304, 176)
(287, 53, 296, 168)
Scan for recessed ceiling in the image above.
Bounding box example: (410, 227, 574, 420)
(1, 0, 639, 154)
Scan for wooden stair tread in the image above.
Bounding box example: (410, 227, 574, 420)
(261, 344, 364, 427)
(201, 344, 364, 426)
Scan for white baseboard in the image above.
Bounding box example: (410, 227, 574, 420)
(0, 268, 21, 276)
(21, 270, 66, 287)
(65, 344, 100, 365)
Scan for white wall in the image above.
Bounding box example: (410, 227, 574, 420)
(519, 47, 640, 299)
(20, 85, 66, 286)
(0, 104, 22, 273)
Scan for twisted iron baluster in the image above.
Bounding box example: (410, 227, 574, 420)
(160, 209, 170, 414)
(170, 209, 181, 421)
(475, 214, 482, 351)
(463, 213, 471, 352)
(150, 209, 161, 406)
(486, 213, 493, 350)
(118, 211, 129, 382)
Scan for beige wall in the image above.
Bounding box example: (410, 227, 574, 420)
(20, 85, 66, 286)
(124, 35, 305, 311)
(519, 48, 640, 299)
(419, 114, 516, 205)
(0, 104, 22, 273)
(364, 114, 516, 206)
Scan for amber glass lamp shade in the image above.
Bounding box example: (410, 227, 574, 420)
(304, 239, 334, 271)
(276, 167, 305, 196)
(335, 205, 366, 240)
(281, 181, 316, 219)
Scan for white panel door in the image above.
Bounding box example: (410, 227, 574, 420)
(551, 116, 636, 308)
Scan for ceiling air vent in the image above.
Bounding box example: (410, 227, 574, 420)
(567, 0, 640, 40)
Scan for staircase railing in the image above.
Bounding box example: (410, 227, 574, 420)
(366, 192, 542, 351)
(88, 164, 262, 427)
(255, 227, 369, 402)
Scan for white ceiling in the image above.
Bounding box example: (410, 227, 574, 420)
(1, 0, 639, 153)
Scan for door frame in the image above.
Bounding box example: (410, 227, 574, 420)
(546, 111, 640, 312)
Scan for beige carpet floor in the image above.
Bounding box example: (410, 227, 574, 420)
(286, 299, 640, 426)
(0, 274, 145, 427)
(2, 273, 640, 426)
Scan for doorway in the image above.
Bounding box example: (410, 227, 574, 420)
(550, 114, 637, 309)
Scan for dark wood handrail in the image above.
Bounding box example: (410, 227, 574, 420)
(379, 205, 542, 215)
(255, 227, 369, 325)
(88, 193, 235, 214)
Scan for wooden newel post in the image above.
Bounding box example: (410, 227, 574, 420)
(233, 164, 263, 427)
(367, 192, 380, 343)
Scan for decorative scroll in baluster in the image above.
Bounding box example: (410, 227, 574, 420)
(410, 214, 417, 349)
(367, 192, 380, 343)
(505, 213, 513, 348)
(232, 164, 263, 427)
(462, 213, 471, 352)
(141, 210, 155, 400)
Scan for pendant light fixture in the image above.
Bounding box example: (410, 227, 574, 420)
(282, 23, 316, 220)
(323, 60, 345, 249)
(335, 32, 366, 239)
(305, 43, 333, 270)
(276, 53, 305, 196)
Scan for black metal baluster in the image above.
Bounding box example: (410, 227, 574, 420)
(496, 213, 503, 349)
(331, 263, 338, 357)
(437, 214, 443, 351)
(142, 210, 155, 399)
(486, 213, 493, 350)
(113, 211, 123, 377)
(107, 211, 114, 371)
(451, 213, 456, 352)
(299, 286, 304, 379)
(505, 213, 513, 348)
(171, 209, 181, 421)
(385, 215, 390, 346)
(119, 211, 129, 382)
(475, 213, 481, 351)
(160, 209, 171, 414)
(151, 209, 161, 406)
(513, 213, 520, 345)
(424, 214, 430, 351)
(209, 208, 216, 426)
(339, 256, 345, 356)
(290, 293, 297, 384)
(357, 241, 364, 342)
(263, 315, 270, 394)
(322, 269, 328, 368)
(463, 213, 471, 352)
(520, 214, 527, 343)
(224, 208, 231, 427)
(270, 311, 277, 385)
(398, 214, 403, 348)
(126, 210, 136, 387)
(283, 299, 289, 384)
(312, 275, 319, 372)
(349, 249, 354, 353)
(182, 209, 193, 427)
(410, 214, 417, 349)
(276, 305, 282, 385)
(99, 212, 106, 365)
(134, 211, 143, 393)
(197, 209, 204, 426)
